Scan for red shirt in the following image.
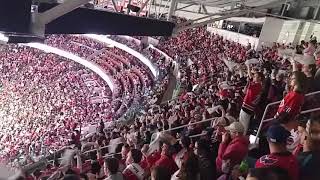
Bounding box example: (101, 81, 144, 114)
(277, 91, 304, 119)
(243, 81, 262, 112)
(145, 151, 161, 167)
(216, 136, 249, 172)
(256, 152, 299, 180)
(154, 155, 178, 176)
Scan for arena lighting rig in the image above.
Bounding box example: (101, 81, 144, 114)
(0, 0, 175, 43)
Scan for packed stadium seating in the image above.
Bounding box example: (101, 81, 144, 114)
(1, 21, 320, 180)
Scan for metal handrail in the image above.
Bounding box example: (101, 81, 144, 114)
(83, 142, 123, 154)
(254, 90, 320, 144)
(159, 67, 245, 107)
(81, 117, 218, 155)
(163, 117, 216, 132)
(50, 131, 210, 163)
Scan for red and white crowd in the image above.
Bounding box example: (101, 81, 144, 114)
(0, 45, 108, 163)
(2, 20, 320, 180)
(0, 34, 171, 169)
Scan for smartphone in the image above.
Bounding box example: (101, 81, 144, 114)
(249, 135, 259, 145)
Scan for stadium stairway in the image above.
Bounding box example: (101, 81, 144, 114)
(161, 71, 177, 103)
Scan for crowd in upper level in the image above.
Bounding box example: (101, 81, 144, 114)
(0, 35, 171, 168)
(2, 22, 320, 180)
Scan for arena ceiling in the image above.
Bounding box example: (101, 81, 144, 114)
(177, 0, 284, 8)
(29, 0, 291, 36)
(171, 0, 289, 32)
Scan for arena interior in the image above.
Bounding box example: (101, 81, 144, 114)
(0, 0, 320, 179)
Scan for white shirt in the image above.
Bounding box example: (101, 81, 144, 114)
(105, 172, 124, 180)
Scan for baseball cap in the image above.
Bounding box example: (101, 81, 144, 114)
(225, 122, 245, 133)
(266, 124, 291, 143)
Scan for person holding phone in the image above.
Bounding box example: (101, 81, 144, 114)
(216, 122, 249, 174)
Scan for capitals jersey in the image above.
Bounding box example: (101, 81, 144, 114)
(256, 152, 299, 180)
(243, 81, 262, 112)
(277, 91, 305, 119)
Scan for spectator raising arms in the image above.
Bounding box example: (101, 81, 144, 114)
(239, 64, 264, 134)
(3, 19, 320, 180)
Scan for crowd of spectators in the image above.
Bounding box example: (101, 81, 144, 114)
(45, 34, 154, 95)
(2, 20, 320, 180)
(0, 44, 113, 165)
(0, 34, 171, 169)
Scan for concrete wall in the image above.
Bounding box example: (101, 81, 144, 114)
(252, 16, 320, 50)
(277, 20, 301, 44)
(310, 24, 320, 39)
(207, 27, 259, 49)
(206, 17, 316, 50)
(257, 17, 320, 49)
(257, 17, 284, 48)
(299, 22, 313, 41)
(298, 23, 320, 42)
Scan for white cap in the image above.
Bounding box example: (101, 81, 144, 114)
(225, 122, 245, 133)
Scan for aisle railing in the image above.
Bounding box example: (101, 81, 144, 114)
(47, 117, 215, 163)
(254, 90, 320, 144)
(32, 90, 320, 166)
(81, 117, 217, 155)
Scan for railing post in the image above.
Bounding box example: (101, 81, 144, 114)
(254, 90, 320, 144)
(167, 0, 177, 21)
(254, 103, 272, 144)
